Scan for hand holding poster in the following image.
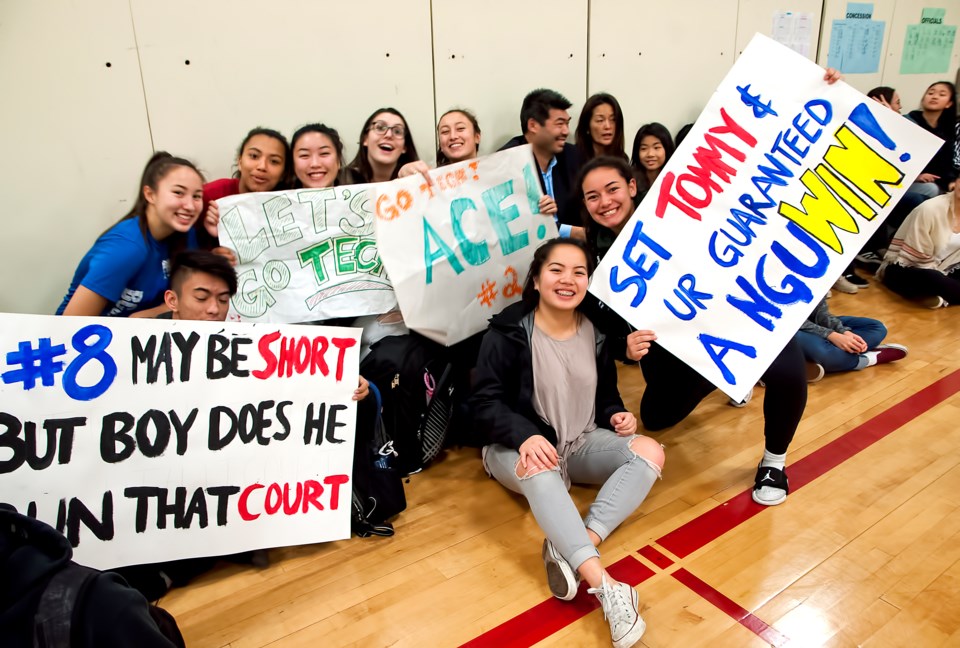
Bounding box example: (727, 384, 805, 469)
(0, 314, 360, 569)
(217, 184, 397, 323)
(374, 145, 559, 345)
(589, 34, 941, 402)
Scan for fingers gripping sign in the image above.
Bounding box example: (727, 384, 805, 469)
(625, 330, 657, 361)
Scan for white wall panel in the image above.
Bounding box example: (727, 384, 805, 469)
(588, 0, 740, 147)
(130, 0, 436, 178)
(433, 0, 588, 156)
(0, 0, 153, 314)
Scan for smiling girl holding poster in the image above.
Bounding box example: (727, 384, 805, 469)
(200, 128, 290, 247)
(471, 238, 661, 648)
(577, 156, 808, 507)
(291, 123, 349, 189)
(346, 108, 423, 184)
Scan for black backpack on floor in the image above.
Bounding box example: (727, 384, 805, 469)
(34, 562, 185, 648)
(359, 334, 456, 476)
(351, 383, 407, 537)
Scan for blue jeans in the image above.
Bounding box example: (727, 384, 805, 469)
(795, 316, 887, 373)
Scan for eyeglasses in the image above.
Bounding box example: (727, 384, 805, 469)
(369, 121, 406, 139)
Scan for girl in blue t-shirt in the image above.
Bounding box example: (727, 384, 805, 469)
(57, 152, 204, 317)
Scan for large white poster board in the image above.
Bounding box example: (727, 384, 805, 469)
(590, 34, 941, 402)
(374, 145, 559, 345)
(0, 314, 359, 569)
(218, 184, 397, 323)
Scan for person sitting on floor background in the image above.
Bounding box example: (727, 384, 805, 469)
(795, 297, 908, 382)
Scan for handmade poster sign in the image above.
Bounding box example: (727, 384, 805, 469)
(374, 145, 558, 345)
(0, 314, 360, 569)
(589, 34, 941, 402)
(217, 184, 397, 323)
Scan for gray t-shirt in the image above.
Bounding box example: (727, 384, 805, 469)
(531, 315, 598, 465)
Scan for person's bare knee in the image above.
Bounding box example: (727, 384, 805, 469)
(515, 461, 553, 480)
(629, 435, 665, 471)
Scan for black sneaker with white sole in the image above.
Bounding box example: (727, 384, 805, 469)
(844, 273, 869, 288)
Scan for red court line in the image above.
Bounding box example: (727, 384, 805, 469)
(672, 568, 789, 647)
(461, 368, 960, 647)
(658, 367, 960, 559)
(638, 544, 675, 570)
(460, 556, 654, 648)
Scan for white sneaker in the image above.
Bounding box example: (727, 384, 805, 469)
(588, 576, 646, 648)
(833, 276, 859, 294)
(918, 295, 948, 309)
(542, 539, 579, 601)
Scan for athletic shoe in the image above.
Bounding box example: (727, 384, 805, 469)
(588, 576, 646, 648)
(845, 273, 869, 288)
(806, 362, 825, 383)
(855, 251, 883, 268)
(833, 276, 859, 294)
(542, 538, 579, 601)
(917, 295, 948, 309)
(728, 387, 753, 408)
(874, 343, 908, 364)
(752, 464, 789, 506)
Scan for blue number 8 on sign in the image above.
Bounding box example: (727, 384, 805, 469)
(62, 324, 117, 401)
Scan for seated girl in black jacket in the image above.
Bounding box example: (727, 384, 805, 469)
(470, 238, 663, 648)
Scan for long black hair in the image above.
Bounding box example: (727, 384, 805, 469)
(290, 123, 348, 187)
(575, 93, 627, 163)
(575, 155, 638, 260)
(347, 107, 420, 182)
(630, 122, 675, 192)
(231, 127, 291, 189)
(105, 151, 203, 257)
(520, 238, 596, 308)
(436, 108, 481, 167)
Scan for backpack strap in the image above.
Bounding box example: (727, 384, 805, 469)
(33, 562, 98, 648)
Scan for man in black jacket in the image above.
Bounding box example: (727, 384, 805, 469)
(499, 88, 584, 239)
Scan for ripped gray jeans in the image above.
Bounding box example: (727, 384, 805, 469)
(483, 428, 660, 571)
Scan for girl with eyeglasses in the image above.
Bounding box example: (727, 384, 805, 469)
(346, 108, 422, 184)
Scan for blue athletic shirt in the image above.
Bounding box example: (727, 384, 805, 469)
(56, 218, 197, 316)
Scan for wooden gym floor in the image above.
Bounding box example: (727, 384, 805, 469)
(162, 278, 960, 647)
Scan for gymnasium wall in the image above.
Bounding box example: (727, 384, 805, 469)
(1, 0, 957, 314)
